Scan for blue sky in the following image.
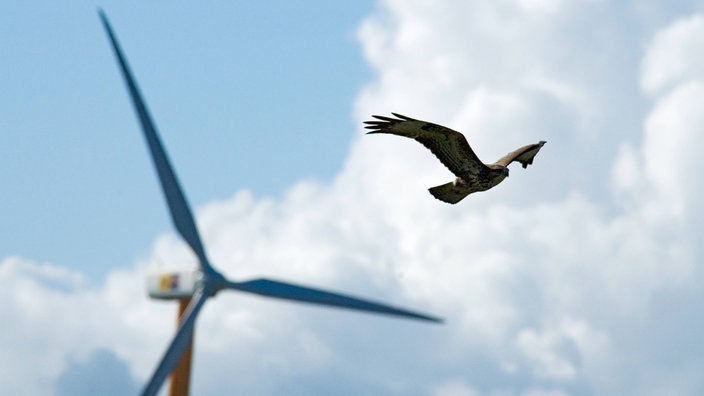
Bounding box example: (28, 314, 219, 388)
(2, 1, 373, 280)
(4, 1, 704, 396)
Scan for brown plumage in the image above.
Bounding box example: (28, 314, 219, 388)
(365, 113, 546, 204)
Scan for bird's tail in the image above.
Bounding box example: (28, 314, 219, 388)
(428, 181, 471, 204)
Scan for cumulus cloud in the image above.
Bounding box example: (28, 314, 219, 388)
(3, 1, 704, 395)
(55, 349, 139, 396)
(640, 14, 704, 96)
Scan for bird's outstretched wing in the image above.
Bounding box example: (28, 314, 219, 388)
(492, 141, 546, 169)
(365, 113, 487, 177)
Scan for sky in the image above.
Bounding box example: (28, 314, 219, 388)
(1, 1, 373, 280)
(3, 1, 704, 395)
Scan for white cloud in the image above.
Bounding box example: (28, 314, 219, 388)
(640, 14, 704, 96)
(515, 317, 609, 381)
(3, 1, 704, 395)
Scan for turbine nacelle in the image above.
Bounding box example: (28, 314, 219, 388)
(147, 267, 229, 300)
(147, 269, 201, 300)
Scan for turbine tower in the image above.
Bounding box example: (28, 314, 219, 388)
(98, 10, 442, 396)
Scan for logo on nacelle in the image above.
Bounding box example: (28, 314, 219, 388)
(159, 274, 179, 292)
(148, 269, 198, 299)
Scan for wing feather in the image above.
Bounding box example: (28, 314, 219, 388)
(364, 113, 487, 176)
(492, 141, 546, 168)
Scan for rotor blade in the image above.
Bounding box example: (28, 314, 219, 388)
(98, 10, 214, 273)
(141, 288, 208, 396)
(227, 278, 443, 323)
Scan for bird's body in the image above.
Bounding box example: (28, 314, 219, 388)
(365, 113, 546, 204)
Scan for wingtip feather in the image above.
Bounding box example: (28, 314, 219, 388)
(390, 112, 414, 121)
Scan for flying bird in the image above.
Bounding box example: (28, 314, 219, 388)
(365, 113, 546, 204)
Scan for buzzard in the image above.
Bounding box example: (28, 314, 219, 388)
(365, 113, 546, 204)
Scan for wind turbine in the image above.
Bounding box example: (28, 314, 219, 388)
(98, 10, 442, 396)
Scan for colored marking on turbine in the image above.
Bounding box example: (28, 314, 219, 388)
(159, 274, 179, 292)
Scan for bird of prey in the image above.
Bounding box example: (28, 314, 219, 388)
(365, 113, 546, 204)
